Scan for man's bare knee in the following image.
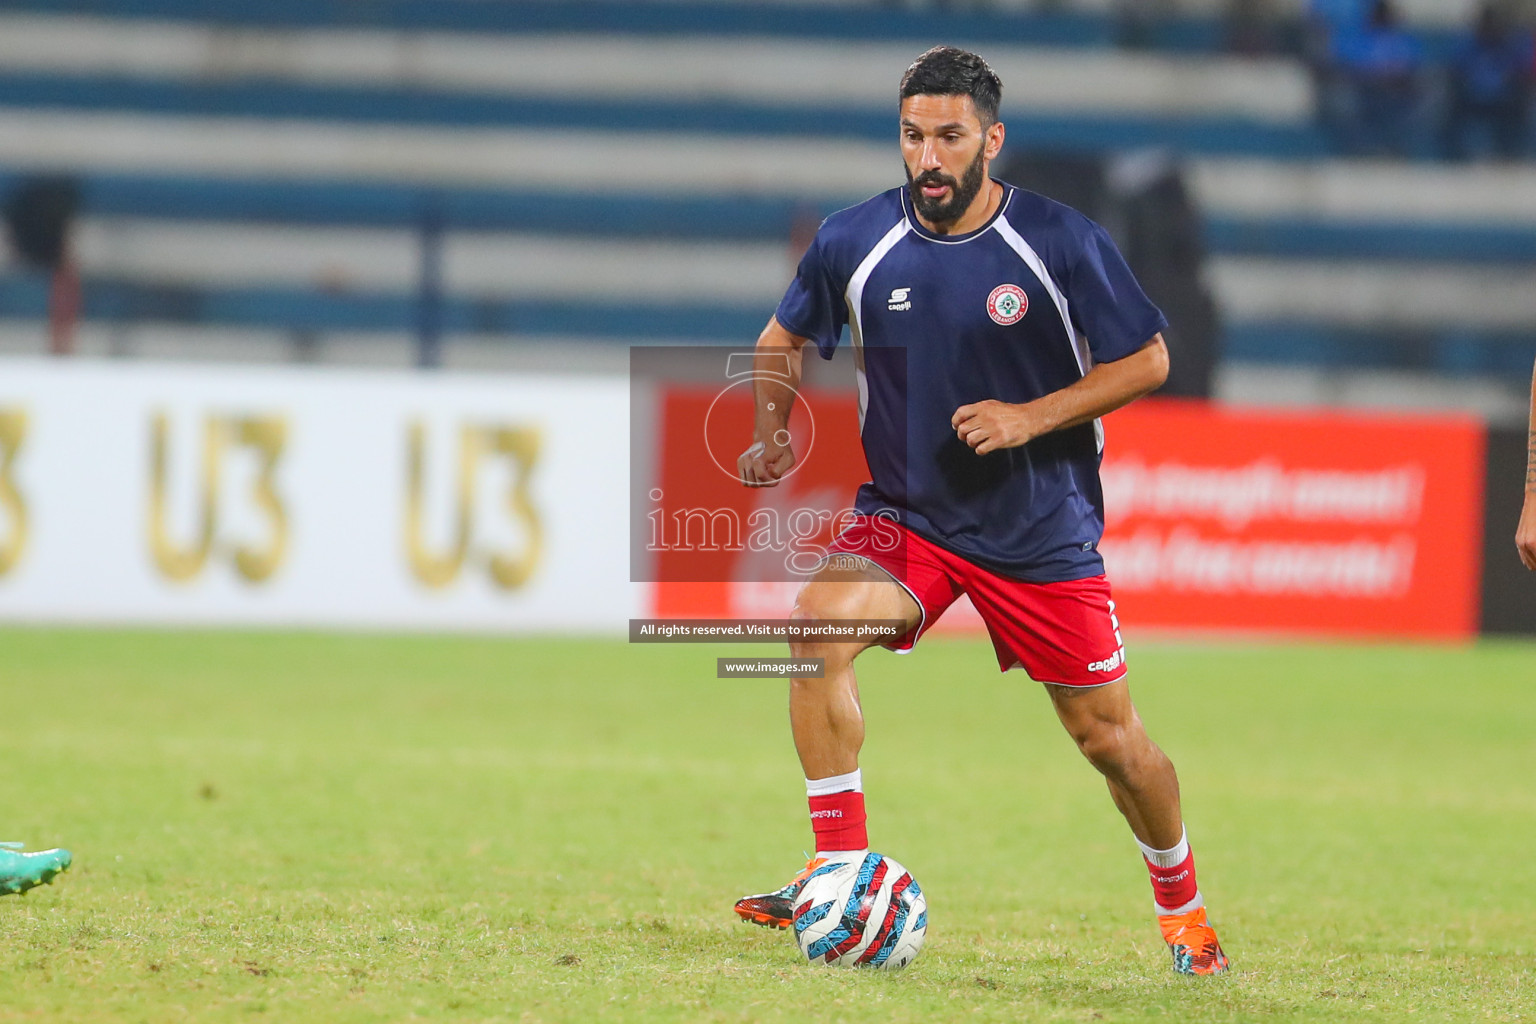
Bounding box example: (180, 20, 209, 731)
(1050, 682, 1147, 776)
(1070, 715, 1169, 788)
(788, 582, 885, 664)
(788, 673, 850, 703)
(788, 610, 867, 666)
(1073, 720, 1134, 775)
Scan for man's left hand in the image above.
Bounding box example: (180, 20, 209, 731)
(952, 400, 1038, 455)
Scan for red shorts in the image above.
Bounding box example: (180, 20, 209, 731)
(825, 515, 1127, 686)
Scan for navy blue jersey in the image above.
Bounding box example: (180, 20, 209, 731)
(774, 181, 1166, 582)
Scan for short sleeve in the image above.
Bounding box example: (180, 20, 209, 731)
(1065, 223, 1168, 365)
(774, 233, 847, 360)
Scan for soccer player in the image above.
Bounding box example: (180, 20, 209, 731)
(0, 842, 70, 896)
(1518, 356, 1536, 571)
(731, 46, 1228, 975)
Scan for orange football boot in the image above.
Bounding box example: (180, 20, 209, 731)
(733, 856, 840, 929)
(1159, 906, 1230, 975)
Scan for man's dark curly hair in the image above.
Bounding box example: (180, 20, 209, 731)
(899, 46, 1003, 126)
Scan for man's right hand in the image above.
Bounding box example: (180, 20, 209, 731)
(739, 436, 796, 487)
(1517, 493, 1536, 571)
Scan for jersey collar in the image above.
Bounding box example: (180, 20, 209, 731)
(900, 180, 1013, 244)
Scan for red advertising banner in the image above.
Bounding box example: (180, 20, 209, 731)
(1097, 401, 1486, 640)
(649, 388, 1487, 640)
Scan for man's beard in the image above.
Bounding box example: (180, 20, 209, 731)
(906, 145, 988, 226)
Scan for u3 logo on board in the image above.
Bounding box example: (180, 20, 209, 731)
(403, 420, 543, 590)
(147, 411, 290, 584)
(0, 409, 28, 578)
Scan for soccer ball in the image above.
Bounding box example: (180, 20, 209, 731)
(792, 851, 927, 969)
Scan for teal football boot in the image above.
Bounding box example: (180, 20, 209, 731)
(0, 842, 72, 895)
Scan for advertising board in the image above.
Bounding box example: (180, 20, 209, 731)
(647, 386, 1486, 640)
(0, 358, 636, 630)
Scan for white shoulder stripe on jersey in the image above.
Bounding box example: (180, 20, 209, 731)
(991, 216, 1106, 452)
(843, 217, 911, 432)
(992, 216, 1086, 374)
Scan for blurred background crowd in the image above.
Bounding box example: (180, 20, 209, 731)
(2, 0, 1534, 426)
(1305, 0, 1533, 160)
(882, 0, 1536, 161)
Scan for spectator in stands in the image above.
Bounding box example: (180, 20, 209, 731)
(1305, 0, 1369, 59)
(1307, 0, 1369, 44)
(1324, 0, 1427, 156)
(1306, 0, 1370, 143)
(1112, 0, 1177, 49)
(1225, 0, 1290, 55)
(1441, 3, 1534, 161)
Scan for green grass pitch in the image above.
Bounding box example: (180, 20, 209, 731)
(0, 628, 1532, 1022)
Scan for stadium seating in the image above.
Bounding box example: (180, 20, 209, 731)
(0, 0, 1533, 384)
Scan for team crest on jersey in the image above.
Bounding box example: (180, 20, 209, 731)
(986, 284, 1028, 326)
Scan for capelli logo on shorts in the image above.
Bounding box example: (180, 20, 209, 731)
(1087, 650, 1124, 674)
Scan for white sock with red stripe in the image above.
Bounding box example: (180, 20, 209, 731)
(806, 769, 868, 858)
(1138, 827, 1204, 915)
